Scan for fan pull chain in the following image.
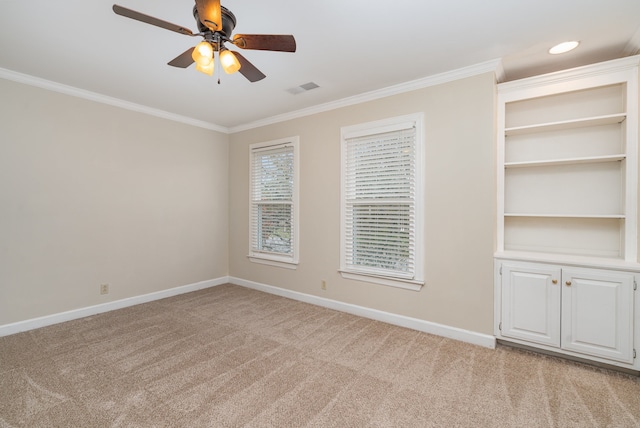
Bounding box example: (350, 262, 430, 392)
(217, 50, 221, 84)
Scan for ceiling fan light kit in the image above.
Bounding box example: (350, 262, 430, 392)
(112, 1, 296, 83)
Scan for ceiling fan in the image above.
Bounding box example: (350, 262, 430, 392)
(112, 0, 296, 82)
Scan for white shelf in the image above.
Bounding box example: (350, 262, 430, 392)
(505, 113, 626, 136)
(504, 213, 625, 219)
(504, 154, 625, 168)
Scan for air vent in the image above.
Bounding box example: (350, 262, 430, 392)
(287, 82, 320, 95)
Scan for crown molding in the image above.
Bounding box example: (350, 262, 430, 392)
(229, 58, 503, 133)
(1, 59, 503, 135)
(0, 67, 229, 134)
(498, 55, 640, 94)
(624, 25, 640, 56)
(494, 59, 506, 83)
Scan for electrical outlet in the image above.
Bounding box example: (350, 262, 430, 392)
(321, 280, 327, 290)
(100, 284, 109, 295)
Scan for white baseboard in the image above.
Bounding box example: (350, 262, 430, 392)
(229, 277, 496, 349)
(0, 277, 229, 337)
(2, 276, 497, 349)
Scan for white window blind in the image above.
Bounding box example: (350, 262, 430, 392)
(341, 114, 423, 288)
(249, 138, 299, 266)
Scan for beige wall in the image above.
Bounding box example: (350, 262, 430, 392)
(229, 73, 497, 334)
(1, 71, 496, 335)
(0, 79, 229, 325)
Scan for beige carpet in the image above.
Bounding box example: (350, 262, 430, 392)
(1, 284, 639, 427)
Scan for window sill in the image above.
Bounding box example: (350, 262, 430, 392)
(248, 255, 298, 270)
(339, 270, 424, 291)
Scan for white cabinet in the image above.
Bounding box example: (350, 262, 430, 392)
(501, 263, 561, 347)
(561, 267, 634, 362)
(495, 56, 640, 371)
(498, 261, 636, 365)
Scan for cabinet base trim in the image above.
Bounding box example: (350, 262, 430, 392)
(498, 340, 639, 376)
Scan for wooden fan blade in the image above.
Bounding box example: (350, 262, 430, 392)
(168, 48, 195, 68)
(195, 0, 222, 32)
(232, 34, 296, 52)
(232, 52, 266, 82)
(112, 5, 194, 36)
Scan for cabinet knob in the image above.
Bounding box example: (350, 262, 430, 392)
(552, 279, 558, 284)
(565, 281, 572, 286)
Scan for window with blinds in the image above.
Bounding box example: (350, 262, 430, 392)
(249, 137, 299, 268)
(340, 115, 424, 289)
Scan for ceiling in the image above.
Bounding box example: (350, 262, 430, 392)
(1, 0, 639, 132)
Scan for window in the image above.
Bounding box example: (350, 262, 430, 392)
(340, 114, 424, 290)
(249, 137, 299, 269)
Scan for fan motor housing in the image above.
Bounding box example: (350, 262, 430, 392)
(193, 5, 236, 36)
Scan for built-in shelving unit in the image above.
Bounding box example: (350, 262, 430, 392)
(497, 58, 639, 263)
(494, 56, 640, 372)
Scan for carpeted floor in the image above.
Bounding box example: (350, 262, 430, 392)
(1, 283, 639, 427)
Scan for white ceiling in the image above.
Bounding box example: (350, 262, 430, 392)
(1, 0, 639, 132)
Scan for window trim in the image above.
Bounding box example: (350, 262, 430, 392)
(248, 136, 300, 269)
(340, 114, 425, 290)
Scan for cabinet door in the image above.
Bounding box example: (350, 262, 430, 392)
(501, 263, 561, 347)
(561, 268, 635, 363)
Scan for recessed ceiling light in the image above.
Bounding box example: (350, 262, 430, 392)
(548, 41, 580, 55)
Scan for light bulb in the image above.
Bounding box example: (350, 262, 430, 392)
(220, 50, 241, 74)
(192, 41, 213, 65)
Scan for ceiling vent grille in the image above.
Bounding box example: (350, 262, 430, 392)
(287, 82, 320, 95)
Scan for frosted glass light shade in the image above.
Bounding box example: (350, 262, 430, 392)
(192, 41, 214, 65)
(196, 60, 214, 76)
(220, 50, 241, 74)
